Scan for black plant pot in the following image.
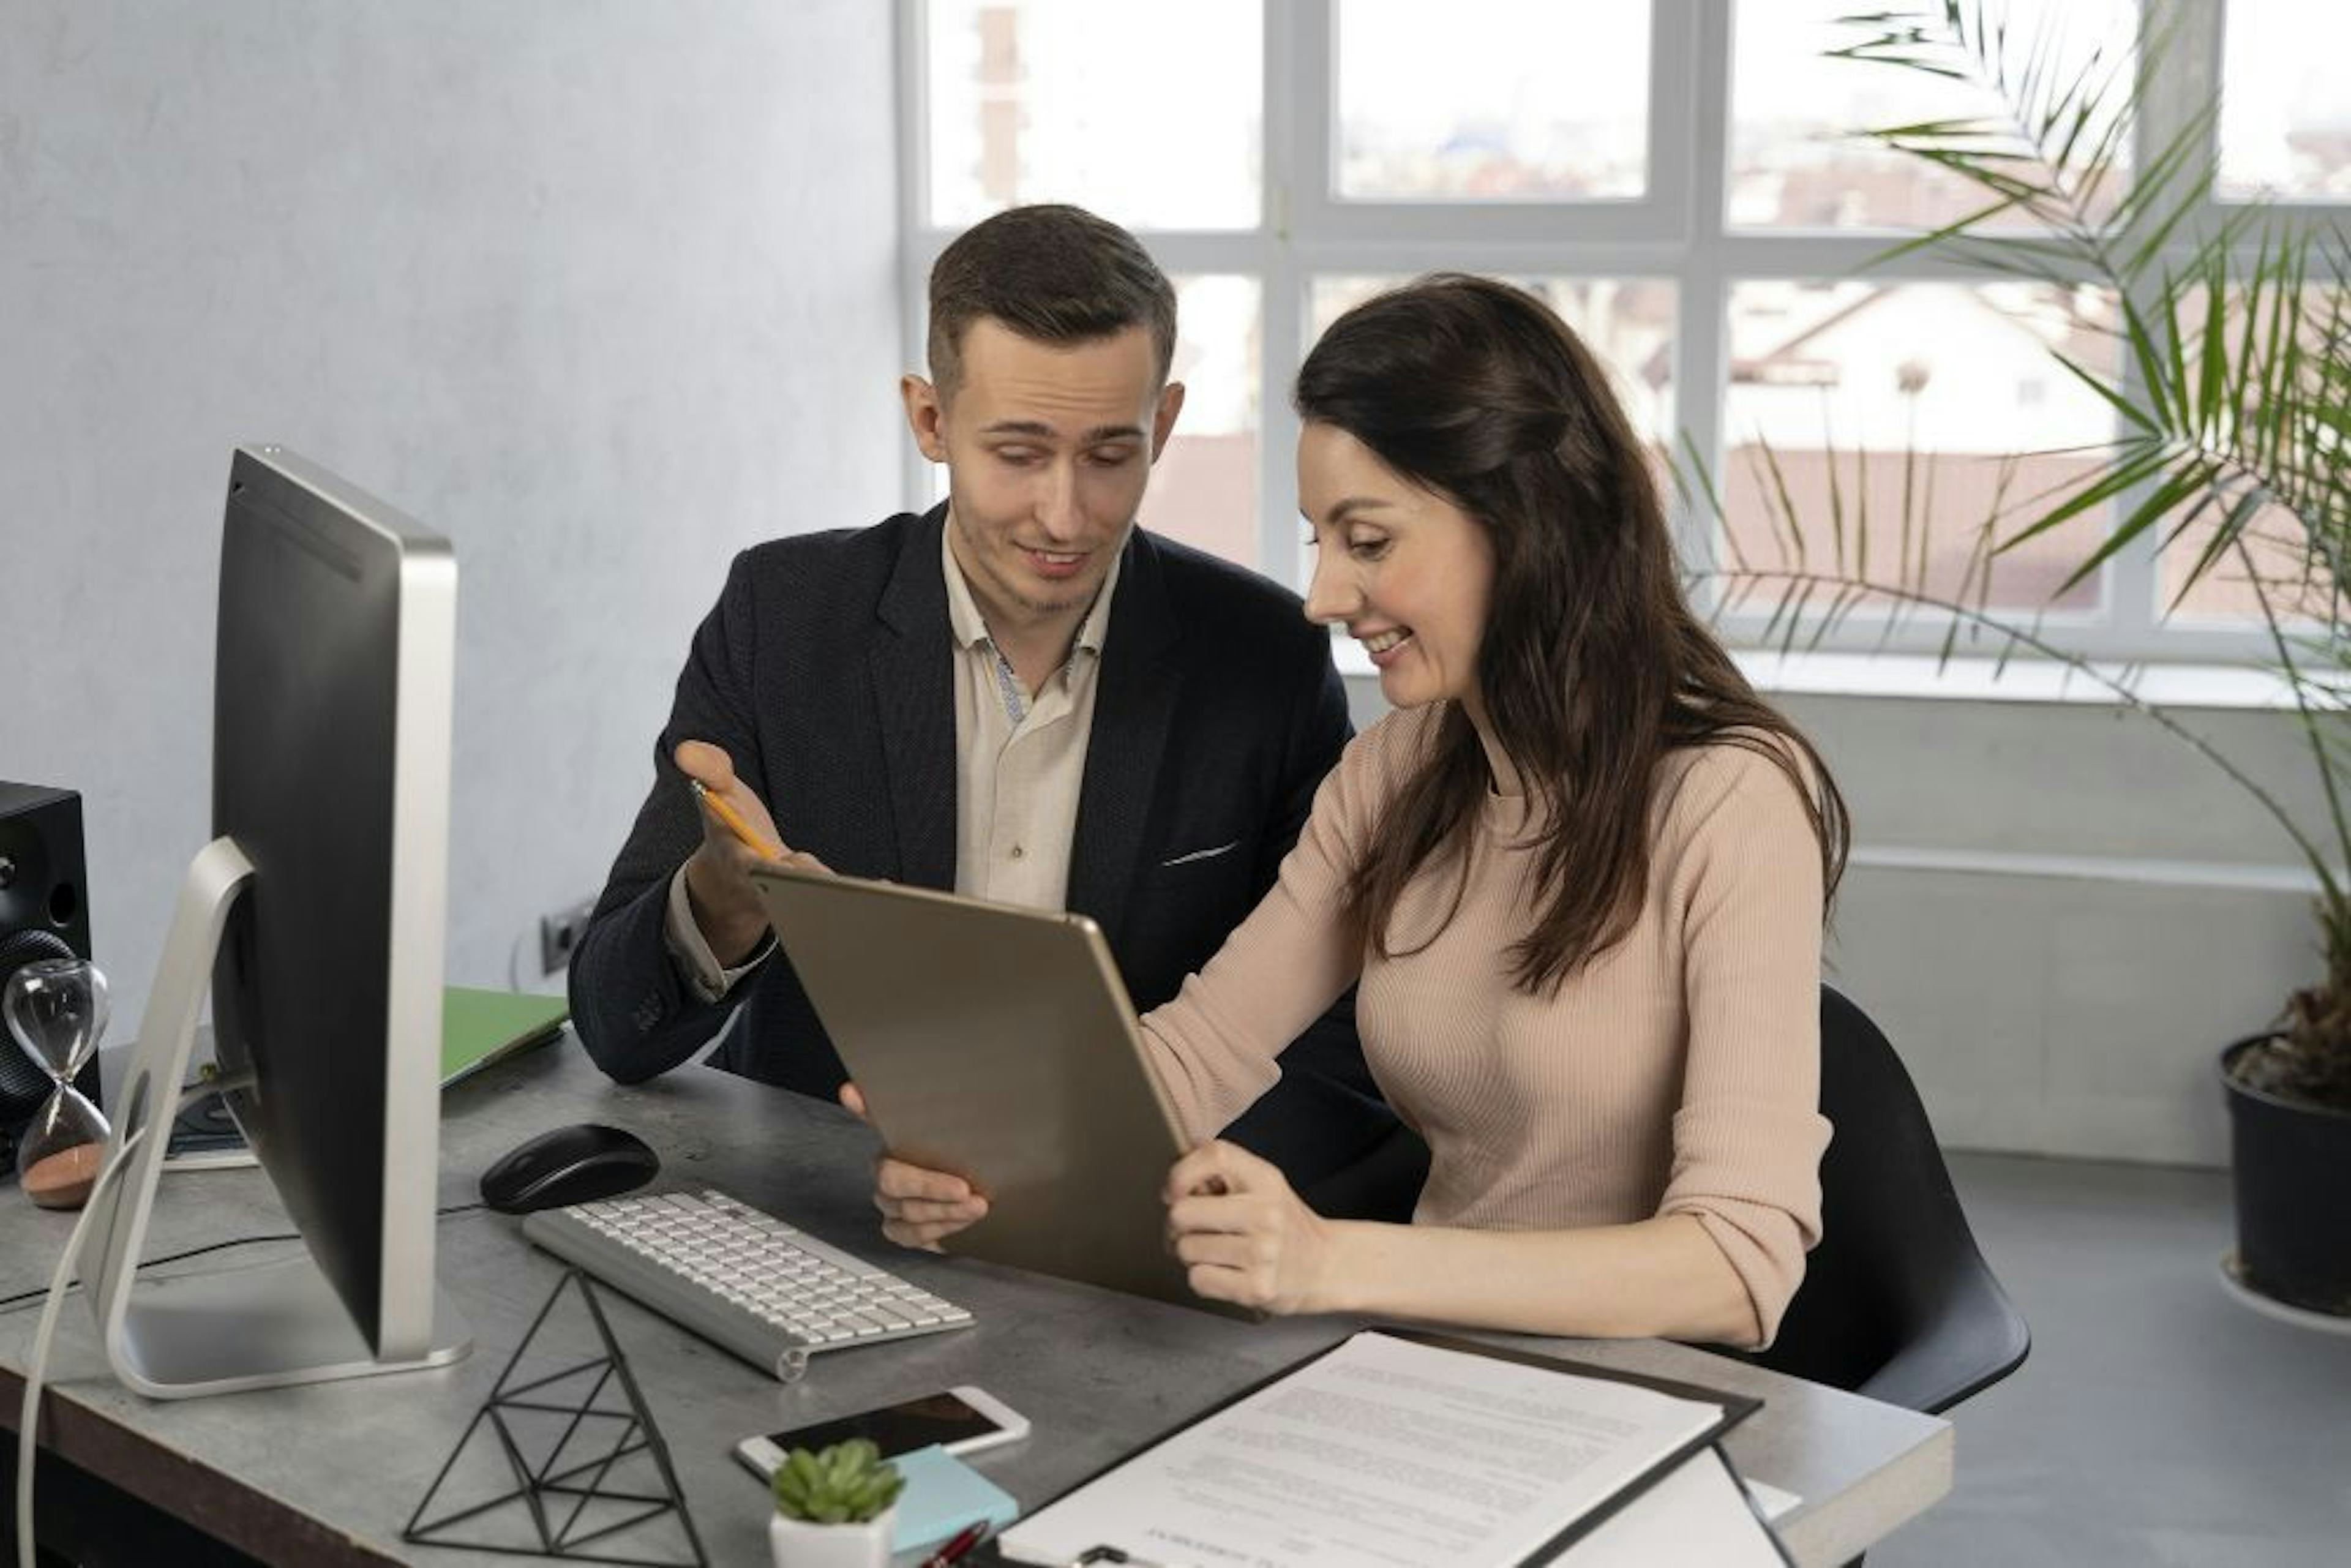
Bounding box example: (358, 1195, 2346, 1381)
(2221, 1037, 2351, 1316)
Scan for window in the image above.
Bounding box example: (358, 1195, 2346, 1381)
(1335, 2, 1651, 201)
(1143, 276, 1265, 567)
(1720, 280, 2113, 614)
(921, 0, 1260, 229)
(1310, 277, 1678, 448)
(902, 0, 2350, 662)
(1730, 0, 2135, 231)
(2217, 0, 2351, 200)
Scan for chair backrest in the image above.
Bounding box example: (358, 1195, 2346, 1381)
(1749, 985, 2031, 1414)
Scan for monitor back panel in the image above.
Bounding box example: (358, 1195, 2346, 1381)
(210, 445, 454, 1356)
(749, 866, 1199, 1307)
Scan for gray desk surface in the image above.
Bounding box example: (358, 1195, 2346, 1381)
(1, 1038, 1950, 1567)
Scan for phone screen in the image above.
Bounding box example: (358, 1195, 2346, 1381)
(767, 1390, 1003, 1460)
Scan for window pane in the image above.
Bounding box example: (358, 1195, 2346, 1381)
(2159, 288, 2343, 624)
(923, 0, 1260, 230)
(2218, 0, 2351, 200)
(1730, 0, 2134, 230)
(1335, 1, 1649, 200)
(2162, 499, 2334, 625)
(918, 276, 1263, 567)
(1143, 276, 1264, 567)
(1721, 282, 2117, 615)
(1309, 277, 1677, 446)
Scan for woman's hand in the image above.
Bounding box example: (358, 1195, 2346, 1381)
(871, 1158, 990, 1250)
(841, 1082, 990, 1250)
(1163, 1141, 1341, 1315)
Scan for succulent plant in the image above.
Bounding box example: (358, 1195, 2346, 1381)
(770, 1438, 905, 1525)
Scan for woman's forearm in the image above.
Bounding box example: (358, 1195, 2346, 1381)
(1312, 1211, 1763, 1347)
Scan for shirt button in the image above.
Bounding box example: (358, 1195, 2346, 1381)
(1009, 845, 1026, 860)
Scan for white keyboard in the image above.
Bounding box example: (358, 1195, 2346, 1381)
(520, 1188, 973, 1380)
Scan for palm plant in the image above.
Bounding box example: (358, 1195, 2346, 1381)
(1684, 0, 2351, 1114)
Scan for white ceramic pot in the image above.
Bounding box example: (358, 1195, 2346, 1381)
(767, 1506, 896, 1568)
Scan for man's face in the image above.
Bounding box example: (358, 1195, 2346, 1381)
(902, 319, 1185, 632)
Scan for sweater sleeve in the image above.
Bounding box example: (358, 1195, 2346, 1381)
(1139, 716, 1404, 1142)
(1653, 743, 1832, 1349)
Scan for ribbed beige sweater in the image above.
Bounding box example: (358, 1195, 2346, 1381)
(1141, 703, 1829, 1342)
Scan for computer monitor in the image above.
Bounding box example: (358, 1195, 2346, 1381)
(80, 445, 471, 1398)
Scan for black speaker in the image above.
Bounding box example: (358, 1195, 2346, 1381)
(0, 781, 100, 1169)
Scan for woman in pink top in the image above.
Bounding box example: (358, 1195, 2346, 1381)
(879, 276, 1849, 1348)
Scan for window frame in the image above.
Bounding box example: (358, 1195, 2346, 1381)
(896, 0, 2350, 666)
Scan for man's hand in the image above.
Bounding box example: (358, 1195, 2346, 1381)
(1164, 1141, 1338, 1315)
(675, 740, 823, 965)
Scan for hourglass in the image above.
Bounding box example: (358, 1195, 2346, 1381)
(6, 956, 113, 1210)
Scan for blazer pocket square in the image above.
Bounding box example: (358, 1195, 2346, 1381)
(1160, 839, 1241, 868)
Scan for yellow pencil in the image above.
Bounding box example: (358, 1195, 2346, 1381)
(689, 778, 783, 862)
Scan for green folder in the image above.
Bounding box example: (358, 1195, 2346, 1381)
(165, 987, 570, 1166)
(441, 986, 571, 1086)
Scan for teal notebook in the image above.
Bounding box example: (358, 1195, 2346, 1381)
(890, 1444, 1019, 1554)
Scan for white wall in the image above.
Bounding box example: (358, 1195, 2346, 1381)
(1344, 670, 2323, 1168)
(2, 4, 902, 1039)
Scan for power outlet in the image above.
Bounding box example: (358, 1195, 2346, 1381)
(538, 896, 600, 977)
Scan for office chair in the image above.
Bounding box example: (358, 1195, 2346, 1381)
(1740, 985, 2032, 1417)
(1299, 1119, 1428, 1224)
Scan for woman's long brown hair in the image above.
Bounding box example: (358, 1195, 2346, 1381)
(1295, 276, 1850, 995)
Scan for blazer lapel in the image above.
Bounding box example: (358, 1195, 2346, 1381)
(869, 507, 958, 890)
(1069, 531, 1183, 945)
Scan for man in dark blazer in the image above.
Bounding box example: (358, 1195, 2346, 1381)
(568, 204, 1403, 1188)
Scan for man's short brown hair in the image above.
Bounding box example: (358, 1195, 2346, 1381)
(926, 204, 1178, 394)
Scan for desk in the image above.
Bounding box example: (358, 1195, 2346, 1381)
(1, 1040, 1951, 1567)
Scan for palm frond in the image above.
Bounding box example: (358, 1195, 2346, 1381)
(1689, 1, 2351, 948)
(1676, 438, 2344, 888)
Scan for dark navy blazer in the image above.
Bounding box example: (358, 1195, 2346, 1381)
(568, 506, 1398, 1185)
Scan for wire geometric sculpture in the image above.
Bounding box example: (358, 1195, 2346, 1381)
(404, 1270, 708, 1566)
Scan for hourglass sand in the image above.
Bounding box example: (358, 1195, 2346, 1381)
(6, 956, 114, 1209)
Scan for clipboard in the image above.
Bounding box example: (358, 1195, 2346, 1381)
(983, 1328, 1787, 1568)
(745, 861, 1209, 1310)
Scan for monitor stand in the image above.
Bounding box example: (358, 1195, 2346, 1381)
(78, 837, 470, 1399)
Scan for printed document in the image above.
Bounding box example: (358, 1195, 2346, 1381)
(1567, 1447, 1790, 1566)
(999, 1330, 1765, 1567)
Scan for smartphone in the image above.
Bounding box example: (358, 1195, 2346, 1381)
(732, 1385, 1029, 1479)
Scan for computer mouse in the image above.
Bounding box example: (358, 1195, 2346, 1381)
(479, 1122, 659, 1214)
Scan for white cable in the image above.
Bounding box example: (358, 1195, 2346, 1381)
(15, 1124, 148, 1568)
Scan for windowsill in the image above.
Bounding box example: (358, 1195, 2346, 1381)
(1729, 649, 2310, 711)
(1330, 636, 2314, 712)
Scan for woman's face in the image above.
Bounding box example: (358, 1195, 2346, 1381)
(1298, 422, 1496, 713)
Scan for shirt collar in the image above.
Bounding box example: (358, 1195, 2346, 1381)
(939, 516, 1123, 661)
(940, 520, 992, 651)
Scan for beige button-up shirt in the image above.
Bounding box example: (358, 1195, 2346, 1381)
(664, 522, 1117, 1000)
(942, 522, 1117, 910)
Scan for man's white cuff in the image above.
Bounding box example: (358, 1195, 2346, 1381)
(663, 865, 774, 1003)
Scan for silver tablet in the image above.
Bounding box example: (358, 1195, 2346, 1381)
(747, 863, 1204, 1309)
